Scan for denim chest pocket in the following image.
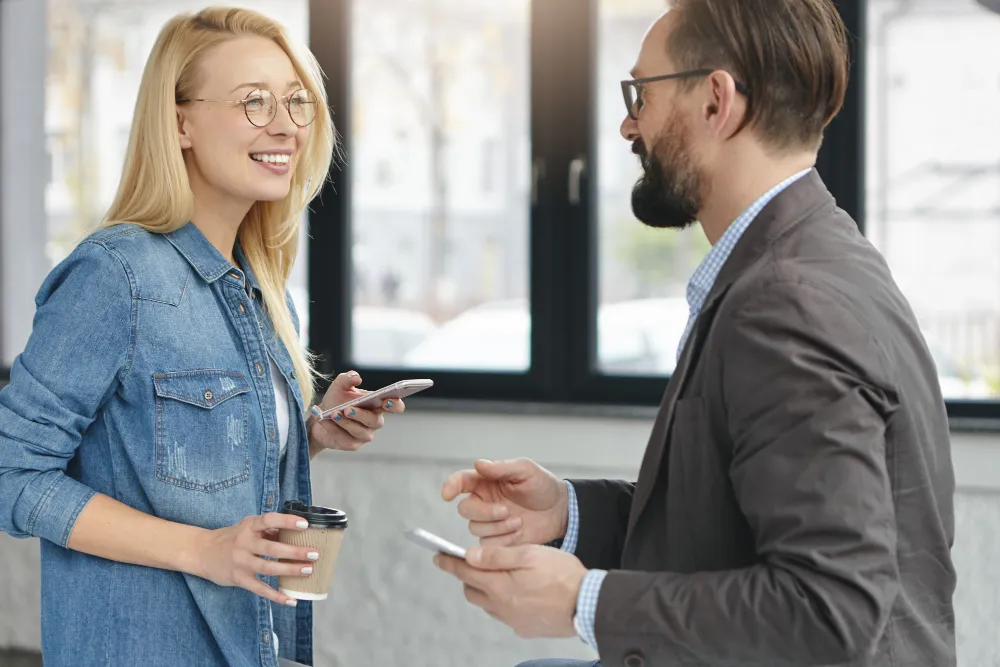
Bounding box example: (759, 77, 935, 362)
(153, 370, 252, 492)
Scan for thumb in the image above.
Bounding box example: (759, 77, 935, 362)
(466, 545, 531, 571)
(333, 370, 363, 392)
(473, 458, 531, 482)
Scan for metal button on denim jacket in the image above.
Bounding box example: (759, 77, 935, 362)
(0, 222, 314, 667)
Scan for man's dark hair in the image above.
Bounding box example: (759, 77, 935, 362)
(668, 0, 849, 151)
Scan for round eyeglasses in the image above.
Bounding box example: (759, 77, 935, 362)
(177, 88, 318, 128)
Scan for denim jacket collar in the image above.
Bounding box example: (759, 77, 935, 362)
(233, 243, 264, 300)
(165, 222, 263, 298)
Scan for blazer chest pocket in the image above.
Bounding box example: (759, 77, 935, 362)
(153, 370, 252, 492)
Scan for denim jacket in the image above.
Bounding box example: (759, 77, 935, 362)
(0, 222, 315, 667)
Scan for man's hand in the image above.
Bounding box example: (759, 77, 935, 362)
(442, 459, 569, 546)
(433, 544, 587, 638)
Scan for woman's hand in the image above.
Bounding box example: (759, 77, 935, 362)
(308, 371, 405, 454)
(195, 512, 319, 607)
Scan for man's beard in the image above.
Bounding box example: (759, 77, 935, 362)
(630, 117, 704, 230)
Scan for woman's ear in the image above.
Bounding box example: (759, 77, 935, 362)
(177, 108, 193, 150)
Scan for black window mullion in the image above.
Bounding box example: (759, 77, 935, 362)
(307, 0, 351, 393)
(530, 0, 594, 403)
(816, 0, 866, 229)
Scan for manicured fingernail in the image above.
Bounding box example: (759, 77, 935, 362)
(385, 400, 394, 409)
(285, 599, 298, 607)
(301, 566, 313, 575)
(492, 505, 509, 520)
(296, 520, 308, 529)
(348, 409, 356, 417)
(310, 406, 321, 416)
(307, 552, 320, 561)
(334, 413, 342, 422)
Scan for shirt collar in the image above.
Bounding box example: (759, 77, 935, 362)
(685, 168, 811, 315)
(164, 222, 261, 296)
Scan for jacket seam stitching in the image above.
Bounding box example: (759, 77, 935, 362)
(25, 474, 61, 536)
(81, 239, 139, 383)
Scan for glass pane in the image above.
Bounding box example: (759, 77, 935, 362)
(45, 0, 312, 341)
(596, 1, 706, 376)
(866, 0, 1000, 399)
(349, 0, 531, 371)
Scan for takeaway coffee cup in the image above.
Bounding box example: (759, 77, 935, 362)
(277, 500, 348, 600)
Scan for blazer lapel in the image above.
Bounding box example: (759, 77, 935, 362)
(626, 292, 725, 536)
(624, 169, 835, 538)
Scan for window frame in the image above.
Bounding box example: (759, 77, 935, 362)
(305, 0, 1000, 426)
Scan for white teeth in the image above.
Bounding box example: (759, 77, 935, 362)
(251, 153, 290, 164)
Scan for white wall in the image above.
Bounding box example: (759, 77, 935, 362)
(0, 0, 50, 365)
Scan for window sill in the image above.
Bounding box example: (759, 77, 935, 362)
(404, 397, 659, 421)
(410, 397, 1000, 434)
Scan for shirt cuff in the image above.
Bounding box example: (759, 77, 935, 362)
(561, 480, 580, 554)
(12, 471, 96, 546)
(573, 569, 607, 651)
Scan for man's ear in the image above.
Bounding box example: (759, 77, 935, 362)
(177, 108, 193, 150)
(704, 70, 745, 140)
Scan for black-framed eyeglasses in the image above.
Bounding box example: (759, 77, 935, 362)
(176, 88, 319, 128)
(621, 69, 751, 120)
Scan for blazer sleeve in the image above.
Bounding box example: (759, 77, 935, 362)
(592, 281, 901, 667)
(564, 478, 635, 571)
(0, 240, 135, 545)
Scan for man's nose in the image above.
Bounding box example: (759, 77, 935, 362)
(621, 114, 639, 141)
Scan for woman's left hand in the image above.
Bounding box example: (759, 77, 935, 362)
(307, 371, 405, 454)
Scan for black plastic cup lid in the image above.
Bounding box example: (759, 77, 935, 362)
(281, 500, 348, 528)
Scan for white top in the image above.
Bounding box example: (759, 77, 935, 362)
(269, 358, 290, 655)
(270, 357, 290, 459)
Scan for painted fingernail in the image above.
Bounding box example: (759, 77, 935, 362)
(307, 552, 320, 561)
(301, 566, 313, 575)
(310, 406, 321, 416)
(296, 520, 309, 529)
(385, 400, 394, 409)
(334, 413, 342, 422)
(285, 599, 298, 607)
(348, 409, 356, 417)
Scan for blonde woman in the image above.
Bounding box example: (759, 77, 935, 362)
(0, 7, 401, 666)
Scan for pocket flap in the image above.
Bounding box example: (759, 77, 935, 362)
(153, 370, 251, 409)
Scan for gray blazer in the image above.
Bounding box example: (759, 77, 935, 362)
(570, 170, 956, 667)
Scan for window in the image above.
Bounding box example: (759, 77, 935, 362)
(43, 0, 312, 337)
(345, 0, 531, 372)
(596, 0, 709, 377)
(866, 0, 1000, 404)
(308, 0, 1000, 421)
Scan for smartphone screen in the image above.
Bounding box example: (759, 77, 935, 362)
(311, 379, 433, 420)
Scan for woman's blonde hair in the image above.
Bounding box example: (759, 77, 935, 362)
(102, 6, 335, 408)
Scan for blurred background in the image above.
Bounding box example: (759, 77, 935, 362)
(2, 0, 999, 665)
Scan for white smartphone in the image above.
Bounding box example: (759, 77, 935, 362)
(310, 378, 433, 420)
(404, 527, 467, 559)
